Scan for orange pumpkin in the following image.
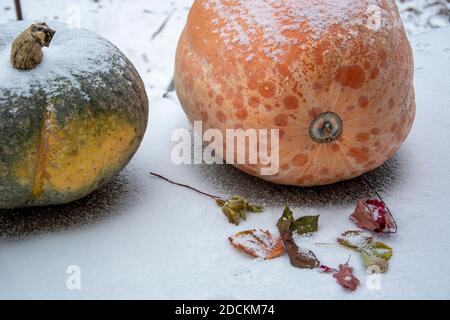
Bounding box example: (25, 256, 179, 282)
(174, 0, 415, 186)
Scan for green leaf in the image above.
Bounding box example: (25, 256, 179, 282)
(337, 230, 393, 273)
(360, 250, 389, 273)
(337, 230, 373, 250)
(221, 206, 240, 225)
(218, 195, 264, 225)
(277, 207, 320, 269)
(277, 206, 294, 229)
(248, 204, 264, 213)
(362, 242, 393, 260)
(291, 215, 320, 235)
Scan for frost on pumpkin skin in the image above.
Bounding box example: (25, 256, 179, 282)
(175, 0, 415, 186)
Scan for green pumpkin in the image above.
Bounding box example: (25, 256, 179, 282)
(0, 21, 148, 209)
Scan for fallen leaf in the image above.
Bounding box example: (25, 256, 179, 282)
(337, 231, 393, 273)
(359, 242, 393, 273)
(319, 265, 338, 273)
(217, 195, 263, 225)
(277, 206, 320, 269)
(229, 229, 284, 260)
(350, 199, 397, 233)
(333, 264, 360, 291)
(291, 215, 320, 235)
(338, 230, 373, 250)
(277, 205, 294, 227)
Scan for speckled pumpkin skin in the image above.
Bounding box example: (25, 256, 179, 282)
(174, 0, 415, 186)
(0, 22, 148, 208)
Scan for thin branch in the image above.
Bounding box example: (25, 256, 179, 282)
(163, 79, 175, 98)
(15, 0, 23, 20)
(151, 9, 175, 40)
(345, 254, 352, 265)
(374, 190, 398, 233)
(150, 172, 222, 200)
(314, 242, 337, 246)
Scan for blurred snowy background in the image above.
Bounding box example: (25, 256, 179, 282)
(1, 0, 449, 99)
(398, 0, 449, 33)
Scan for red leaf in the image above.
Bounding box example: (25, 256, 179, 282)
(333, 264, 360, 292)
(319, 265, 338, 273)
(350, 199, 397, 233)
(229, 229, 285, 260)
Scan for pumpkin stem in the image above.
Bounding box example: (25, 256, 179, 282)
(11, 22, 55, 70)
(309, 112, 343, 144)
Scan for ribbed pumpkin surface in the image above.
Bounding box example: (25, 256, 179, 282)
(174, 0, 415, 186)
(0, 21, 148, 208)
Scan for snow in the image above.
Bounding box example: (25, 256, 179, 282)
(1, 0, 194, 100)
(229, 230, 277, 259)
(0, 0, 450, 299)
(0, 21, 127, 102)
(206, 0, 402, 60)
(399, 0, 450, 35)
(337, 231, 373, 248)
(1, 1, 446, 99)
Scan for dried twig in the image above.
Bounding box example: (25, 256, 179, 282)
(151, 9, 176, 40)
(15, 0, 23, 20)
(150, 171, 222, 200)
(163, 79, 175, 98)
(366, 180, 398, 233)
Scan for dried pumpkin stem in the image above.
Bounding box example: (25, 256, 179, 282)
(150, 172, 222, 200)
(11, 22, 55, 70)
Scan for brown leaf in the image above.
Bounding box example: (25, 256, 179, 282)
(350, 199, 397, 233)
(277, 207, 320, 269)
(333, 264, 360, 291)
(229, 229, 284, 260)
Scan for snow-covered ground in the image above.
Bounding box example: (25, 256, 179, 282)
(0, 1, 450, 299)
(399, 0, 450, 34)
